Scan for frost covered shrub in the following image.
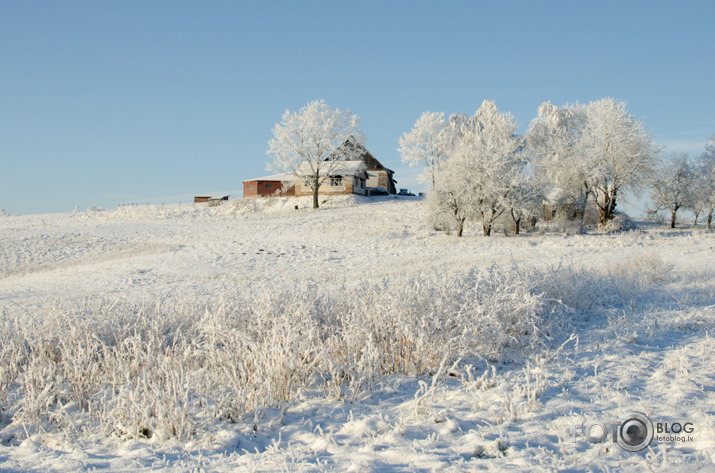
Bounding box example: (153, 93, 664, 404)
(530, 253, 670, 334)
(425, 189, 460, 234)
(602, 212, 636, 233)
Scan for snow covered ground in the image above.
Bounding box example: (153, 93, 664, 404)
(0, 196, 714, 472)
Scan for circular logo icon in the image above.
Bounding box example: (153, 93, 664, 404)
(616, 411, 654, 452)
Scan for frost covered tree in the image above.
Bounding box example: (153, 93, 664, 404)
(529, 98, 658, 226)
(398, 112, 451, 187)
(267, 100, 363, 209)
(693, 135, 715, 229)
(580, 98, 659, 226)
(528, 102, 591, 223)
(648, 153, 695, 228)
(427, 174, 471, 236)
(502, 167, 540, 235)
(432, 100, 525, 236)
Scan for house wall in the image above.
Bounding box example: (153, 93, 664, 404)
(366, 170, 392, 191)
(294, 180, 355, 197)
(243, 182, 258, 198)
(243, 181, 294, 198)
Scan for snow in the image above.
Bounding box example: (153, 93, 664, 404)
(0, 196, 714, 472)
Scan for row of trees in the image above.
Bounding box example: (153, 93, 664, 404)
(400, 98, 714, 235)
(264, 99, 713, 228)
(649, 138, 715, 228)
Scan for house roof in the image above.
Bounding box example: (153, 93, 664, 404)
(244, 161, 366, 183)
(242, 171, 296, 183)
(297, 160, 366, 177)
(328, 136, 393, 174)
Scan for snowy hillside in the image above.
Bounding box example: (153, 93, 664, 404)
(0, 197, 713, 472)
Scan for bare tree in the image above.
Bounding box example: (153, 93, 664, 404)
(267, 100, 363, 209)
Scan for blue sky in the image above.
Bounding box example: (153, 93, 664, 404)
(1, 1, 713, 215)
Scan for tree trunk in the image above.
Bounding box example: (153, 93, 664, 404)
(670, 206, 678, 229)
(595, 181, 618, 226)
(312, 175, 320, 209)
(596, 189, 610, 226)
(511, 208, 521, 235)
(483, 222, 492, 236)
(581, 182, 590, 226)
(457, 219, 464, 237)
(431, 158, 435, 188)
(693, 211, 700, 227)
(607, 186, 618, 221)
(707, 208, 713, 230)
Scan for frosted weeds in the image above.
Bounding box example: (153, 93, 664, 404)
(0, 266, 547, 442)
(0, 199, 713, 471)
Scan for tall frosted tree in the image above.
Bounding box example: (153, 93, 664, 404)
(529, 98, 659, 226)
(581, 98, 659, 225)
(267, 100, 363, 209)
(433, 100, 525, 236)
(528, 101, 591, 222)
(398, 112, 450, 187)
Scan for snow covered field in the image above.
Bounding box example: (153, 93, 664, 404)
(1, 196, 714, 472)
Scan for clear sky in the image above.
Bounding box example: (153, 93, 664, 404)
(1, 1, 713, 215)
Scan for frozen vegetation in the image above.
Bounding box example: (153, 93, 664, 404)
(0, 196, 713, 471)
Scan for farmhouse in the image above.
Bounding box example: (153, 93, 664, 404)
(293, 161, 368, 196)
(243, 162, 367, 198)
(243, 138, 395, 198)
(327, 136, 397, 194)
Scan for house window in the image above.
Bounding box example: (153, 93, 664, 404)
(266, 183, 272, 189)
(248, 184, 253, 189)
(331, 177, 343, 187)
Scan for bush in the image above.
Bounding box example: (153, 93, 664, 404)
(602, 212, 636, 233)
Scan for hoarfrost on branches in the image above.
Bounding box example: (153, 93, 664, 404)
(398, 111, 451, 187)
(580, 98, 659, 225)
(267, 99, 364, 209)
(693, 134, 715, 229)
(528, 101, 591, 222)
(528, 98, 659, 226)
(648, 152, 696, 228)
(431, 100, 525, 236)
